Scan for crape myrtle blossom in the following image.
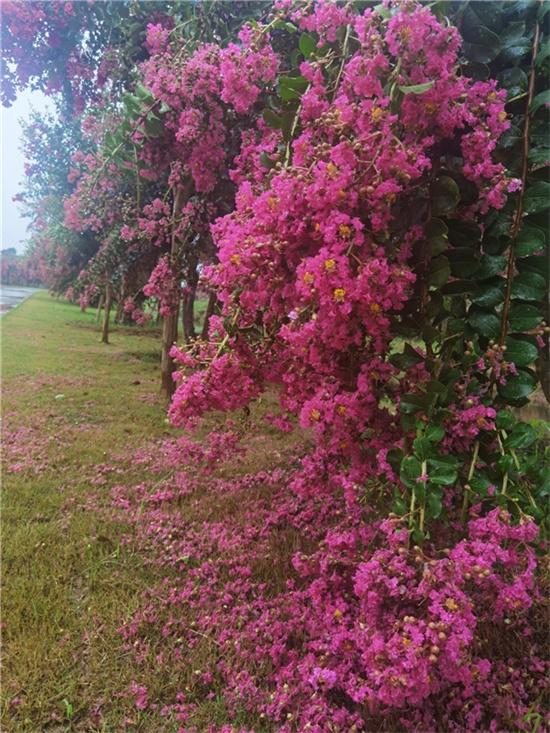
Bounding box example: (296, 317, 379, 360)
(170, 2, 512, 486)
(113, 432, 548, 732)
(159, 1, 549, 730)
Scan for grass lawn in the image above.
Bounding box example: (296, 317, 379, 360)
(1, 292, 179, 731)
(1, 292, 297, 732)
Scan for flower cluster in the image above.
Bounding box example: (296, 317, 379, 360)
(109, 432, 548, 732)
(122, 297, 151, 326)
(171, 2, 513, 496)
(143, 256, 180, 317)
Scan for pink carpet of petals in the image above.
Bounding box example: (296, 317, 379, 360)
(105, 429, 548, 732)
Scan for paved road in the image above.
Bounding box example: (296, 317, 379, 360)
(0, 286, 41, 317)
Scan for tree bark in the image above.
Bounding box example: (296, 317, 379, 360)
(160, 186, 185, 400)
(101, 283, 112, 344)
(182, 284, 197, 343)
(201, 290, 217, 340)
(96, 292, 104, 323)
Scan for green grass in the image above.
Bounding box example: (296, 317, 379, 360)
(1, 292, 179, 732)
(1, 292, 296, 732)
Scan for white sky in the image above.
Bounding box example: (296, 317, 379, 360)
(1, 90, 51, 254)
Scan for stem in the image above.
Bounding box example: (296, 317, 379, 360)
(496, 433, 509, 497)
(332, 24, 351, 100)
(215, 307, 241, 358)
(408, 489, 416, 534)
(498, 19, 541, 348)
(283, 85, 310, 167)
(418, 459, 428, 533)
(502, 471, 509, 498)
(134, 144, 141, 212)
(90, 99, 160, 195)
(461, 440, 479, 523)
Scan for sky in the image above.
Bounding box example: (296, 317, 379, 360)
(1, 90, 50, 253)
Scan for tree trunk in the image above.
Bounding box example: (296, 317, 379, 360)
(160, 309, 179, 398)
(160, 186, 186, 400)
(182, 284, 197, 343)
(201, 290, 217, 340)
(101, 283, 112, 344)
(115, 298, 124, 324)
(96, 292, 104, 323)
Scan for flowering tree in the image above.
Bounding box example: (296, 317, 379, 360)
(162, 1, 549, 728)
(6, 0, 550, 728)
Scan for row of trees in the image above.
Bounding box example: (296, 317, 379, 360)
(3, 1, 549, 728)
(0, 248, 41, 286)
(4, 1, 267, 391)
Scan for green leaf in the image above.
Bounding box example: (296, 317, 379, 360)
(425, 380, 446, 398)
(411, 528, 426, 544)
(528, 147, 550, 165)
(500, 40, 532, 63)
(426, 218, 449, 256)
(259, 151, 275, 169)
(390, 343, 424, 369)
(279, 75, 308, 101)
(462, 26, 501, 63)
(517, 254, 548, 278)
(448, 248, 480, 278)
(432, 176, 460, 216)
(470, 472, 492, 497)
(400, 455, 422, 488)
(508, 303, 544, 331)
(425, 424, 445, 443)
(531, 90, 550, 115)
(505, 336, 539, 367)
(104, 130, 115, 150)
(427, 455, 458, 486)
(273, 19, 298, 32)
(511, 271, 546, 301)
(496, 410, 516, 431)
(523, 181, 550, 214)
(123, 93, 142, 116)
(447, 220, 481, 248)
(496, 67, 528, 98)
(400, 393, 428, 415)
(515, 225, 546, 258)
(468, 308, 501, 339)
(281, 110, 296, 142)
(387, 448, 404, 472)
(263, 108, 283, 128)
(441, 279, 480, 296)
(486, 210, 513, 238)
(373, 3, 393, 19)
(398, 81, 435, 95)
(429, 255, 451, 288)
(413, 437, 432, 460)
(536, 39, 550, 67)
(393, 496, 408, 516)
(471, 277, 505, 308)
(414, 480, 426, 503)
(135, 83, 154, 103)
(144, 114, 163, 137)
(499, 124, 522, 149)
(500, 21, 526, 43)
(426, 491, 443, 519)
(299, 33, 317, 58)
(474, 254, 506, 280)
(497, 454, 515, 473)
(498, 369, 538, 401)
(504, 423, 537, 449)
(463, 62, 490, 80)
